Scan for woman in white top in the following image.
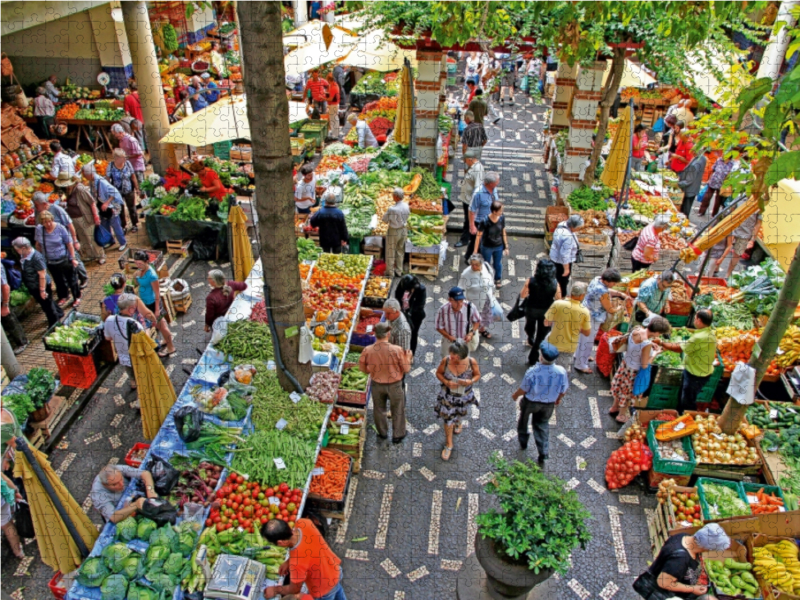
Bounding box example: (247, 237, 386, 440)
(458, 254, 496, 339)
(610, 316, 671, 423)
(465, 52, 482, 89)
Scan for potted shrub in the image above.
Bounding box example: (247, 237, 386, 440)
(475, 454, 592, 598)
(25, 368, 56, 423)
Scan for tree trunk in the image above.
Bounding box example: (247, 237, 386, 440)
(237, 2, 312, 391)
(582, 47, 626, 188)
(719, 242, 800, 433)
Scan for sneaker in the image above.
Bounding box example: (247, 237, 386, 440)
(80, 280, 89, 289)
(13, 343, 28, 355)
(493, 117, 501, 124)
(118, 244, 128, 252)
(130, 226, 138, 233)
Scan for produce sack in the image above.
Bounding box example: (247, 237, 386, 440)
(147, 456, 181, 496)
(138, 497, 179, 526)
(605, 440, 652, 490)
(94, 224, 114, 248)
(174, 405, 203, 442)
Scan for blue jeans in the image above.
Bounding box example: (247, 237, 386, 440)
(101, 214, 127, 247)
(317, 567, 347, 600)
(480, 244, 503, 282)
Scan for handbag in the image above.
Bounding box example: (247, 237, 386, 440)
(571, 230, 585, 264)
(623, 236, 640, 251)
(94, 223, 114, 247)
(506, 295, 527, 322)
(632, 365, 652, 396)
(632, 571, 670, 600)
(14, 500, 35, 539)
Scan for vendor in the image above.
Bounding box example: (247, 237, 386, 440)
(209, 41, 227, 78)
(294, 165, 316, 214)
(653, 308, 717, 413)
(262, 518, 347, 600)
(90, 464, 158, 524)
(123, 82, 144, 122)
(309, 191, 348, 253)
(49, 141, 77, 180)
(635, 523, 729, 599)
(200, 73, 220, 103)
(304, 69, 328, 116)
(634, 270, 677, 324)
(197, 162, 233, 201)
(33, 87, 55, 139)
(205, 269, 247, 333)
(346, 113, 378, 148)
(42, 74, 60, 104)
(631, 214, 671, 272)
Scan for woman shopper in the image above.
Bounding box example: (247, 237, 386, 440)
(11, 237, 62, 326)
(106, 148, 142, 233)
(205, 269, 247, 333)
(521, 259, 561, 365)
(574, 268, 628, 374)
(35, 211, 81, 308)
(610, 316, 671, 423)
(632, 124, 648, 171)
(1, 463, 24, 559)
(83, 164, 127, 251)
(474, 201, 509, 288)
(634, 523, 729, 600)
(631, 213, 671, 271)
(550, 214, 584, 298)
(133, 251, 176, 358)
(435, 340, 481, 461)
(394, 274, 426, 354)
(459, 254, 496, 339)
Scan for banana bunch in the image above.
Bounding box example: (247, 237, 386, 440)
(753, 540, 800, 595)
(680, 246, 700, 264)
(773, 326, 800, 369)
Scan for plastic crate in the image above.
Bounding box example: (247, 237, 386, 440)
(53, 352, 97, 389)
(665, 313, 689, 327)
(646, 384, 680, 409)
(696, 477, 751, 521)
(653, 356, 684, 386)
(213, 140, 232, 159)
(337, 363, 369, 407)
(348, 235, 363, 255)
(305, 448, 353, 516)
(43, 312, 103, 356)
(350, 309, 385, 347)
(741, 482, 786, 509)
(49, 571, 67, 600)
(125, 442, 151, 468)
(647, 420, 697, 476)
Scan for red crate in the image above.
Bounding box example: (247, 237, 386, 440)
(49, 572, 67, 600)
(125, 443, 151, 468)
(52, 352, 97, 389)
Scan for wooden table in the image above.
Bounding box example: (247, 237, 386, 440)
(61, 119, 116, 153)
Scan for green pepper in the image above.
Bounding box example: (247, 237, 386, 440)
(724, 558, 752, 571)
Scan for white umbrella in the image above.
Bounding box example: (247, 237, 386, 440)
(338, 29, 417, 72)
(283, 22, 358, 77)
(603, 59, 656, 89)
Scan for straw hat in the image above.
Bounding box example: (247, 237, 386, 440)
(53, 171, 80, 187)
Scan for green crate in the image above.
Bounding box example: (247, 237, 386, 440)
(741, 482, 786, 509)
(348, 235, 363, 255)
(647, 420, 696, 476)
(299, 119, 329, 147)
(646, 384, 680, 409)
(322, 429, 330, 448)
(665, 313, 689, 327)
(213, 140, 232, 159)
(696, 477, 751, 521)
(617, 322, 629, 334)
(695, 352, 725, 404)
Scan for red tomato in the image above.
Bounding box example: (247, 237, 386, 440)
(213, 515, 221, 524)
(232, 502, 239, 511)
(260, 516, 268, 524)
(265, 488, 275, 497)
(206, 518, 213, 527)
(235, 474, 244, 484)
(279, 483, 289, 493)
(281, 509, 289, 517)
(228, 474, 237, 484)
(216, 522, 226, 532)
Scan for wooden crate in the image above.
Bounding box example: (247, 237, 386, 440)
(172, 293, 193, 314)
(29, 394, 71, 448)
(166, 239, 192, 257)
(409, 252, 439, 276)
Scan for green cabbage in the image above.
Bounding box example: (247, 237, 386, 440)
(137, 518, 157, 541)
(76, 556, 109, 588)
(126, 584, 158, 600)
(116, 516, 138, 542)
(162, 551, 184, 575)
(148, 524, 176, 548)
(100, 574, 128, 600)
(145, 544, 171, 568)
(172, 530, 196, 556)
(102, 543, 133, 573)
(147, 572, 177, 593)
(119, 554, 143, 580)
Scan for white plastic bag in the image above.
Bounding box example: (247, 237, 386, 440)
(726, 362, 755, 405)
(210, 316, 229, 346)
(298, 325, 314, 364)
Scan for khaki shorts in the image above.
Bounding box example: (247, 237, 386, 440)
(733, 237, 749, 256)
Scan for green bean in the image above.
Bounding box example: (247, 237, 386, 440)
(215, 321, 275, 363)
(250, 371, 328, 442)
(231, 429, 317, 489)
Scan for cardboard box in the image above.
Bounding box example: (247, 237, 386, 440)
(746, 534, 800, 600)
(703, 539, 757, 599)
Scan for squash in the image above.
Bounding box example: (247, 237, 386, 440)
(655, 414, 698, 441)
(314, 325, 326, 338)
(403, 173, 423, 195)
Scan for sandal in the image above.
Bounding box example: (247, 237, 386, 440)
(454, 422, 463, 435)
(441, 446, 452, 461)
(479, 330, 493, 339)
(157, 347, 177, 358)
(574, 368, 592, 375)
(98, 258, 107, 265)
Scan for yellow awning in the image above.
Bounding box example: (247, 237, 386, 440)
(130, 331, 177, 440)
(762, 178, 800, 271)
(603, 59, 656, 89)
(600, 105, 633, 191)
(338, 29, 417, 72)
(229, 204, 254, 283)
(394, 64, 413, 146)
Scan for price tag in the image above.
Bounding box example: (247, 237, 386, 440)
(290, 392, 302, 404)
(35, 164, 44, 172)
(712, 433, 726, 440)
(337, 297, 345, 305)
(276, 418, 288, 431)
(777, 348, 786, 355)
(266, 360, 276, 370)
(340, 424, 350, 435)
(380, 281, 388, 288)
(337, 261, 345, 267)
(311, 467, 325, 477)
(268, 496, 280, 506)
(366, 325, 373, 333)
(770, 409, 779, 419)
(273, 457, 286, 470)
(337, 415, 347, 423)
(788, 408, 798, 414)
(674, 422, 686, 432)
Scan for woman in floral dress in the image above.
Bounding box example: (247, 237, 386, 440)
(435, 340, 481, 461)
(610, 316, 671, 423)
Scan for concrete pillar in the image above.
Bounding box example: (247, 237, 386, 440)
(1, 327, 21, 379)
(88, 4, 133, 92)
(757, 0, 799, 81)
(186, 2, 217, 45)
(414, 49, 444, 167)
(550, 62, 578, 133)
(121, 0, 177, 174)
(293, 0, 308, 27)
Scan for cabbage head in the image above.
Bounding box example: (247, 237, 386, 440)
(137, 518, 157, 541)
(102, 542, 133, 573)
(144, 544, 171, 568)
(119, 554, 143, 580)
(100, 574, 128, 600)
(162, 552, 184, 575)
(116, 516, 138, 542)
(172, 530, 196, 556)
(147, 572, 177, 593)
(148, 524, 176, 548)
(76, 556, 109, 588)
(126, 584, 159, 600)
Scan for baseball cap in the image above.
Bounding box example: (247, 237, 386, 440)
(201, 72, 211, 79)
(539, 342, 559, 362)
(448, 287, 466, 301)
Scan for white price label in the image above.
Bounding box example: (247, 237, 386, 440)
(276, 418, 288, 431)
(788, 408, 798, 414)
(340, 424, 350, 435)
(747, 494, 759, 504)
(268, 496, 280, 506)
(674, 422, 686, 431)
(311, 467, 325, 477)
(770, 409, 779, 419)
(337, 415, 346, 423)
(380, 281, 388, 288)
(337, 296, 345, 305)
(777, 348, 786, 355)
(273, 457, 286, 470)
(290, 392, 302, 404)
(712, 433, 726, 440)
(35, 164, 45, 171)
(366, 325, 373, 333)
(337, 261, 345, 267)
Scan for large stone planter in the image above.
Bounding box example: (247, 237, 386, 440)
(474, 532, 554, 599)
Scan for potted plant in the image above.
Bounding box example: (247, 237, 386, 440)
(25, 367, 56, 423)
(475, 454, 592, 598)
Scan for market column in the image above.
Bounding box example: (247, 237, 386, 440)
(757, 0, 799, 81)
(121, 0, 177, 174)
(549, 62, 578, 133)
(292, 0, 308, 27)
(414, 49, 444, 167)
(560, 61, 604, 199)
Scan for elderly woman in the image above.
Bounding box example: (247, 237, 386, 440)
(111, 124, 145, 182)
(635, 523, 729, 599)
(33, 86, 55, 139)
(35, 211, 81, 307)
(11, 237, 62, 326)
(634, 270, 677, 325)
(83, 164, 127, 251)
(550, 214, 584, 298)
(56, 170, 105, 264)
(172, 90, 193, 121)
(104, 293, 145, 389)
(459, 254, 496, 339)
(106, 148, 141, 233)
(610, 316, 671, 423)
(574, 268, 628, 374)
(133, 251, 175, 357)
(205, 270, 247, 333)
(632, 213, 671, 271)
(435, 340, 481, 461)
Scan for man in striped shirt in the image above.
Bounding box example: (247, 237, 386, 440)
(304, 70, 329, 116)
(461, 111, 487, 159)
(435, 287, 481, 358)
(383, 298, 412, 353)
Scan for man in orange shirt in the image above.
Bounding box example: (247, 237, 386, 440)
(304, 70, 329, 117)
(262, 518, 347, 600)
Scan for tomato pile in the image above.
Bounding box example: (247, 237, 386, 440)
(303, 282, 360, 315)
(671, 490, 703, 526)
(330, 406, 363, 425)
(355, 314, 381, 334)
(605, 440, 653, 490)
(207, 472, 303, 533)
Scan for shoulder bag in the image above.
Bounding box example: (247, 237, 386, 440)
(507, 294, 527, 322)
(623, 236, 640, 251)
(632, 547, 689, 599)
(570, 230, 585, 264)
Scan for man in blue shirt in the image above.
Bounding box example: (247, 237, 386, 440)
(466, 171, 500, 261)
(200, 73, 220, 103)
(511, 342, 569, 464)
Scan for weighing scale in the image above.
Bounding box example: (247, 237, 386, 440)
(201, 549, 266, 600)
